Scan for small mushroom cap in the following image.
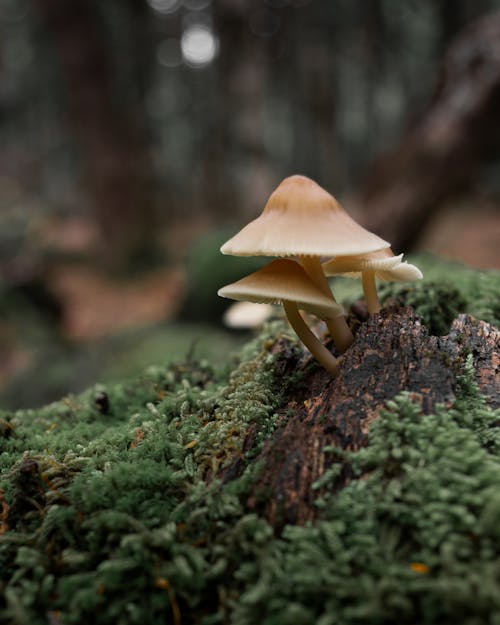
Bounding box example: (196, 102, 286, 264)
(378, 262, 423, 282)
(218, 259, 344, 319)
(221, 175, 390, 258)
(322, 248, 423, 282)
(223, 301, 275, 329)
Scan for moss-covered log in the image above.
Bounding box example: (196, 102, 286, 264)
(0, 257, 499, 625)
(241, 309, 499, 527)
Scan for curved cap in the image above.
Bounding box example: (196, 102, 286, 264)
(218, 259, 344, 319)
(221, 175, 390, 258)
(322, 248, 423, 282)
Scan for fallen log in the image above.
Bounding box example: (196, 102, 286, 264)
(233, 307, 499, 527)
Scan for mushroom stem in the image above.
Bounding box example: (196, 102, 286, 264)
(299, 256, 354, 353)
(283, 301, 339, 375)
(362, 270, 381, 314)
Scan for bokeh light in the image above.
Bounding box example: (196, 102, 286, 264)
(181, 24, 218, 68)
(147, 0, 180, 16)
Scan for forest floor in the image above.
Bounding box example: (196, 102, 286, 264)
(0, 255, 498, 624)
(1, 195, 500, 410)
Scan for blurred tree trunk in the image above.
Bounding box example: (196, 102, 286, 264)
(286, 4, 339, 187)
(209, 0, 272, 218)
(35, 0, 156, 269)
(356, 12, 500, 251)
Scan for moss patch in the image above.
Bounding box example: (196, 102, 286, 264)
(0, 321, 296, 624)
(1, 260, 499, 625)
(333, 253, 500, 334)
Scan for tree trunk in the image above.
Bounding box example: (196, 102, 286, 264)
(224, 308, 499, 528)
(35, 0, 156, 268)
(355, 12, 500, 251)
(210, 0, 276, 219)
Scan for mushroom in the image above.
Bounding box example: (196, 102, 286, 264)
(223, 301, 275, 329)
(220, 175, 390, 353)
(322, 248, 423, 314)
(218, 259, 344, 375)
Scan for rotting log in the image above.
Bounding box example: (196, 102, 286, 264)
(356, 12, 500, 251)
(224, 307, 499, 528)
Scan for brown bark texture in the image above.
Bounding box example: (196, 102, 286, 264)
(357, 12, 500, 251)
(225, 308, 499, 529)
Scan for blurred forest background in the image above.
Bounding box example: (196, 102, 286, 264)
(1, 0, 500, 409)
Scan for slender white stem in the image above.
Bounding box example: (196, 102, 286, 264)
(283, 301, 339, 376)
(299, 256, 354, 353)
(362, 270, 381, 314)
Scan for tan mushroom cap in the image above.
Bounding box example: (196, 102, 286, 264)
(221, 175, 390, 258)
(322, 248, 423, 282)
(218, 259, 344, 319)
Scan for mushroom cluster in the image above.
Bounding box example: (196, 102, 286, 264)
(218, 175, 422, 374)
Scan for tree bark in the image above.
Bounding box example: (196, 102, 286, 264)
(224, 308, 499, 529)
(355, 12, 500, 251)
(35, 0, 156, 268)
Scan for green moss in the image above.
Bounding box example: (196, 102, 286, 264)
(379, 281, 467, 335)
(232, 376, 500, 625)
(332, 253, 500, 334)
(409, 254, 500, 327)
(0, 258, 499, 624)
(0, 320, 296, 624)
